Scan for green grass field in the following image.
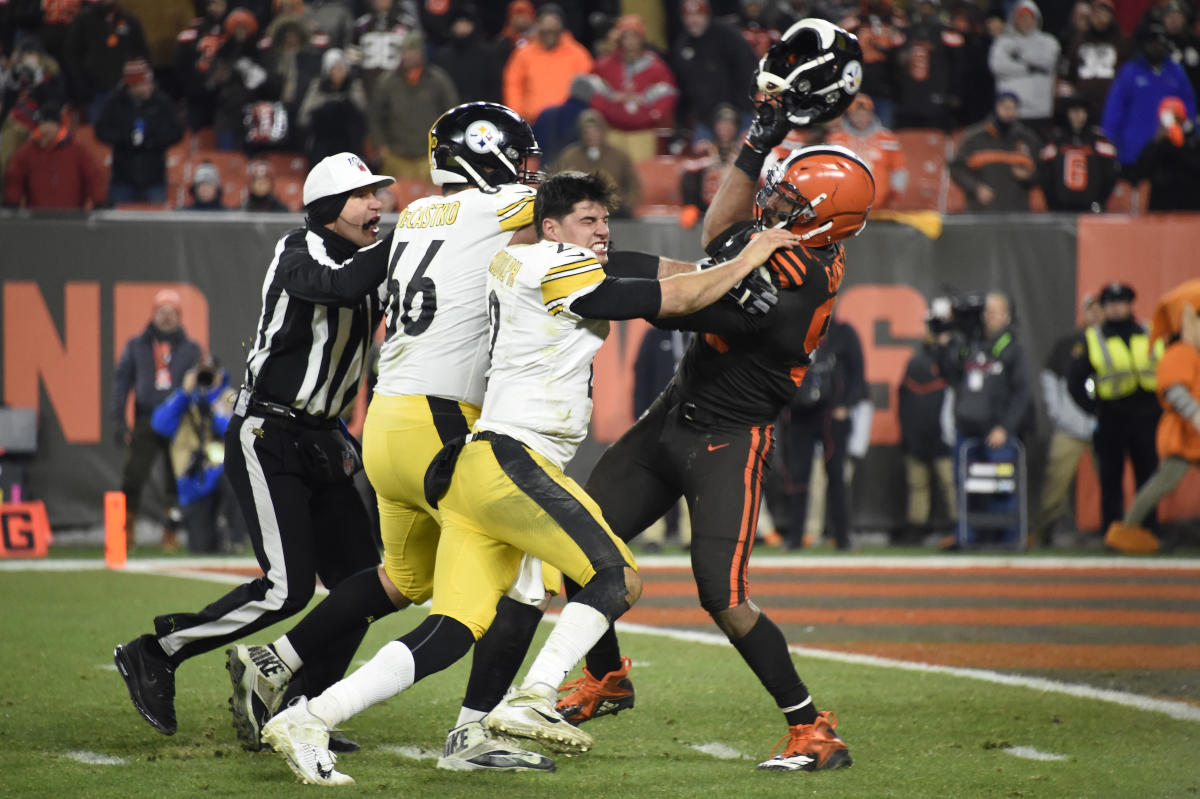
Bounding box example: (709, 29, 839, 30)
(2, 566, 1197, 798)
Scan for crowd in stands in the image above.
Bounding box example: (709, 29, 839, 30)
(1, 0, 1198, 214)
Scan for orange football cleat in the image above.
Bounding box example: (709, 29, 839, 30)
(555, 656, 635, 725)
(757, 711, 853, 772)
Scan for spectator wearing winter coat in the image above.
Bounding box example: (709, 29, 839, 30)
(950, 91, 1041, 212)
(590, 14, 678, 163)
(825, 93, 907, 209)
(838, 0, 906, 127)
(1037, 96, 1118, 212)
(502, 3, 593, 124)
(353, 0, 418, 98)
(1137, 95, 1200, 212)
(432, 7, 504, 104)
(95, 58, 183, 205)
(988, 0, 1059, 140)
(1101, 20, 1196, 171)
(3, 101, 107, 208)
(552, 109, 642, 218)
(893, 0, 966, 130)
(242, 158, 289, 211)
(0, 38, 68, 197)
(184, 160, 225, 210)
(670, 0, 757, 134)
(173, 0, 231, 130)
(533, 72, 601, 165)
(370, 30, 458, 181)
(63, 0, 149, 121)
(1159, 0, 1200, 100)
(298, 48, 367, 167)
(1059, 0, 1131, 121)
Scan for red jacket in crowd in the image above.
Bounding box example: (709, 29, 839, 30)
(591, 48, 678, 131)
(4, 129, 107, 209)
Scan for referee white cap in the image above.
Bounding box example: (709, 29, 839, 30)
(303, 152, 394, 207)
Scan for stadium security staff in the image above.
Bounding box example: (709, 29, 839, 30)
(114, 153, 394, 740)
(1068, 281, 1163, 534)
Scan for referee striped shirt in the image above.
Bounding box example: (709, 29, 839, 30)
(243, 224, 390, 420)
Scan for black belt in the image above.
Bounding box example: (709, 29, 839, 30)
(246, 395, 339, 429)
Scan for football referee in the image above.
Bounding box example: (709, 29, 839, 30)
(115, 153, 394, 741)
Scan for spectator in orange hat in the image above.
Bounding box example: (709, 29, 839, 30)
(112, 289, 203, 551)
(3, 100, 107, 208)
(496, 0, 538, 65)
(825, 93, 907, 209)
(95, 57, 184, 206)
(502, 3, 593, 124)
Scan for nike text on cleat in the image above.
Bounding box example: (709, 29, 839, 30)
(486, 686, 594, 754)
(114, 634, 177, 735)
(227, 644, 292, 751)
(556, 656, 635, 725)
(260, 697, 354, 786)
(436, 721, 556, 772)
(756, 711, 853, 772)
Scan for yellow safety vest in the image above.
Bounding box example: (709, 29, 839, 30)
(1084, 325, 1163, 399)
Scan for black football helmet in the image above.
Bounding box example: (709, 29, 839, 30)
(755, 19, 864, 127)
(428, 102, 541, 192)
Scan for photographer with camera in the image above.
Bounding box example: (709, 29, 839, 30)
(150, 357, 245, 554)
(934, 291, 1033, 546)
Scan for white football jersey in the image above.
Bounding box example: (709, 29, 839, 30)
(476, 239, 610, 469)
(373, 183, 536, 405)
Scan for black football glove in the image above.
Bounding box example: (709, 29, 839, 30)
(745, 97, 792, 154)
(727, 266, 778, 316)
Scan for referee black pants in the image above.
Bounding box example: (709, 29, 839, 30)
(152, 412, 380, 696)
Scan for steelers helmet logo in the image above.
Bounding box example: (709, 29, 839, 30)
(465, 120, 502, 154)
(842, 60, 863, 94)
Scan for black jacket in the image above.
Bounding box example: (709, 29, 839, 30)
(899, 340, 951, 459)
(938, 326, 1033, 439)
(1038, 124, 1119, 212)
(94, 86, 183, 190)
(112, 324, 203, 424)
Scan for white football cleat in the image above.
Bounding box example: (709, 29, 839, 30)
(437, 720, 556, 772)
(227, 644, 292, 751)
(261, 697, 354, 787)
(485, 685, 594, 754)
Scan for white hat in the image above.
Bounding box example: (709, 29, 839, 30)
(303, 152, 394, 207)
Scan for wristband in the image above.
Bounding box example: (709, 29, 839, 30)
(734, 143, 768, 180)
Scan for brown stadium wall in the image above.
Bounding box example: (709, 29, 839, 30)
(1, 211, 1197, 530)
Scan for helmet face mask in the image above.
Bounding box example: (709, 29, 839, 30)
(429, 102, 542, 192)
(755, 145, 875, 245)
(755, 19, 864, 126)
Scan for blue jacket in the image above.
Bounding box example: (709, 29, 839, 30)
(1101, 56, 1196, 166)
(151, 376, 233, 506)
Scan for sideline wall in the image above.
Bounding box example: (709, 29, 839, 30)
(1, 211, 1197, 532)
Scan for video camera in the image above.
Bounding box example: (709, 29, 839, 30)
(195, 366, 216, 389)
(928, 292, 987, 342)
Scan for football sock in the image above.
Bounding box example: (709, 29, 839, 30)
(566, 575, 624, 676)
(462, 596, 544, 714)
(307, 640, 414, 728)
(730, 613, 817, 726)
(583, 624, 623, 678)
(270, 638, 303, 675)
(520, 601, 609, 693)
(285, 566, 398, 665)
